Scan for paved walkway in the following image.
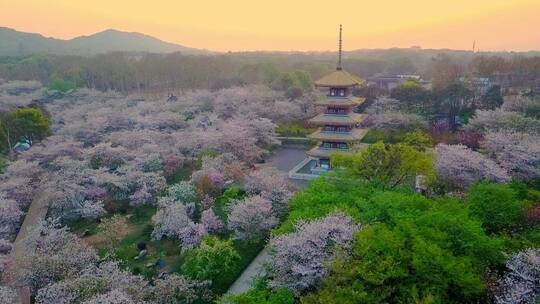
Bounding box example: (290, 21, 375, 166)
(227, 247, 270, 294)
(264, 147, 308, 188)
(227, 147, 307, 294)
(2, 193, 47, 304)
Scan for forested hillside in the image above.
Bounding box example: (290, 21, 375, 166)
(0, 27, 204, 56)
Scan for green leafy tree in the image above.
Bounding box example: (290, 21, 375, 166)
(219, 279, 294, 304)
(480, 85, 503, 110)
(434, 81, 473, 130)
(468, 183, 528, 234)
(390, 80, 431, 116)
(402, 130, 432, 152)
(285, 86, 303, 100)
(48, 77, 78, 93)
(302, 192, 503, 304)
(181, 236, 240, 290)
(291, 70, 312, 90)
(270, 70, 311, 98)
(0, 107, 50, 153)
(332, 142, 433, 189)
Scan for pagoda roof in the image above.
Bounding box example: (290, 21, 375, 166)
(315, 96, 366, 107)
(308, 128, 368, 142)
(315, 69, 364, 87)
(308, 113, 368, 126)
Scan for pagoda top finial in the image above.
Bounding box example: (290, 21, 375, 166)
(337, 24, 343, 70)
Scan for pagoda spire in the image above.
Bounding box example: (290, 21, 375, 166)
(337, 24, 343, 70)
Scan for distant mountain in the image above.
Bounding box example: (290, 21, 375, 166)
(0, 27, 207, 56)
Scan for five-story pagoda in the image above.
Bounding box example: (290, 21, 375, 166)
(307, 25, 368, 173)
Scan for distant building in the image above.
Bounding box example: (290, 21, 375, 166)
(461, 76, 492, 96)
(367, 74, 431, 91)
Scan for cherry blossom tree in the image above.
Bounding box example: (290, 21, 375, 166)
(147, 274, 212, 304)
(456, 130, 484, 150)
(0, 286, 18, 304)
(97, 215, 129, 249)
(201, 208, 225, 234)
(191, 153, 245, 196)
(151, 204, 207, 248)
(16, 220, 98, 294)
(228, 195, 278, 241)
(482, 131, 540, 181)
(494, 248, 540, 304)
(0, 159, 42, 209)
(35, 261, 147, 304)
(268, 213, 360, 293)
(244, 167, 293, 218)
(81, 289, 135, 304)
(435, 144, 510, 189)
(365, 97, 400, 114)
(165, 181, 197, 203)
(0, 238, 12, 254)
(466, 109, 540, 133)
(85, 142, 129, 170)
(371, 111, 428, 131)
(0, 195, 24, 239)
(502, 95, 540, 118)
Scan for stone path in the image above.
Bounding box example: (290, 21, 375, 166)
(226, 147, 307, 295)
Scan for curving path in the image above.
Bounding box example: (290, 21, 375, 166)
(226, 147, 307, 295)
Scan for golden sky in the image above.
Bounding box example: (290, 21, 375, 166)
(1, 0, 539, 51)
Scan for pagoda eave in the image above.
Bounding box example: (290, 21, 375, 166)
(308, 128, 368, 142)
(314, 70, 364, 87)
(315, 97, 366, 107)
(308, 113, 368, 126)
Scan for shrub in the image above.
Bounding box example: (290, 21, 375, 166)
(181, 236, 241, 289)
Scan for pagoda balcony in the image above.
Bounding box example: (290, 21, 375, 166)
(308, 112, 368, 126)
(308, 128, 368, 142)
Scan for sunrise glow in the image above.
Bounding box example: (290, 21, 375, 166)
(1, 0, 540, 51)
